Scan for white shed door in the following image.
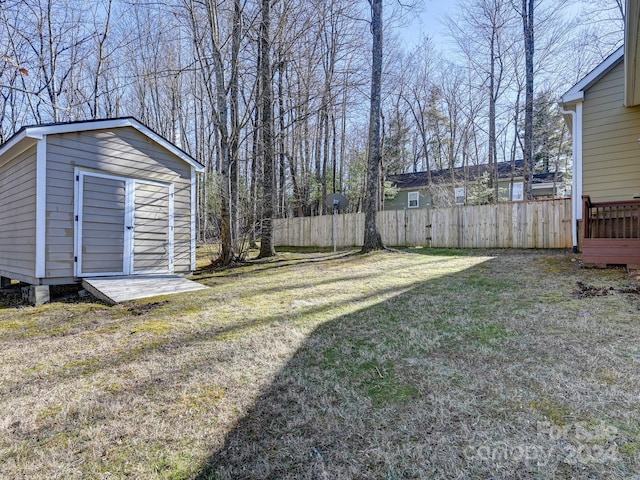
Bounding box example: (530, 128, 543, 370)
(77, 174, 127, 276)
(76, 171, 174, 277)
(132, 182, 173, 274)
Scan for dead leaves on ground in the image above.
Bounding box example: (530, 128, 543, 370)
(573, 280, 640, 298)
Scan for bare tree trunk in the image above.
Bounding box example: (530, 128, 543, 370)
(314, 111, 323, 215)
(277, 59, 287, 217)
(510, 87, 521, 200)
(331, 112, 337, 193)
(230, 0, 242, 252)
(322, 104, 329, 210)
(258, 0, 276, 258)
(361, 0, 384, 253)
(339, 73, 348, 193)
(248, 45, 262, 249)
(488, 30, 498, 203)
(185, 0, 246, 265)
(522, 0, 534, 199)
(90, 0, 113, 119)
(202, 0, 233, 264)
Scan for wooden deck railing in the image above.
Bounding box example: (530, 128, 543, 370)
(582, 195, 640, 239)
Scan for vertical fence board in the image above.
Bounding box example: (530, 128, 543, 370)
(272, 199, 572, 249)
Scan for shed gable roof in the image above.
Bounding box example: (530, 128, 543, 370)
(0, 117, 204, 172)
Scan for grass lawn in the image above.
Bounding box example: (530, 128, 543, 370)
(1, 248, 640, 479)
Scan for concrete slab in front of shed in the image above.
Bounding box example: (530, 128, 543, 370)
(82, 275, 208, 305)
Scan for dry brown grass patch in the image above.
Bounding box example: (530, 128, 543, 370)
(1, 248, 640, 478)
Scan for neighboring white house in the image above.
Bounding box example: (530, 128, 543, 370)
(0, 117, 204, 288)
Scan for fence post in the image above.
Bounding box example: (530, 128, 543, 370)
(271, 199, 572, 249)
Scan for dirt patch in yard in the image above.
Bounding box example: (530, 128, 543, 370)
(573, 280, 640, 298)
(1, 249, 640, 479)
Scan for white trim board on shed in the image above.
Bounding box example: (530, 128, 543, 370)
(0, 117, 204, 286)
(0, 117, 204, 171)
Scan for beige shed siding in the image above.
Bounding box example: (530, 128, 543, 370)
(133, 183, 170, 272)
(583, 61, 640, 202)
(0, 144, 38, 283)
(45, 127, 193, 281)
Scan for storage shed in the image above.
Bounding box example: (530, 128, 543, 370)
(0, 117, 204, 294)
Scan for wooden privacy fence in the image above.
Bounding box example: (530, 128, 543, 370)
(272, 198, 572, 249)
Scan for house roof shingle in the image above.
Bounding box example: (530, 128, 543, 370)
(387, 160, 563, 190)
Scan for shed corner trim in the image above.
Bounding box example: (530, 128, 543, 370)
(35, 136, 47, 279)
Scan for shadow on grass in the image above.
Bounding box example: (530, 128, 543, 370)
(393, 246, 474, 257)
(4, 249, 635, 479)
(3, 251, 492, 479)
(1, 263, 448, 395)
(194, 249, 360, 281)
(191, 251, 631, 480)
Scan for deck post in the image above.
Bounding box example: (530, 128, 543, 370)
(582, 195, 591, 241)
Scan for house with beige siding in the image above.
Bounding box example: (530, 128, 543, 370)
(559, 1, 640, 266)
(0, 118, 204, 292)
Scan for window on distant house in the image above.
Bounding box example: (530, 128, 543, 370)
(511, 182, 524, 201)
(408, 191, 419, 208)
